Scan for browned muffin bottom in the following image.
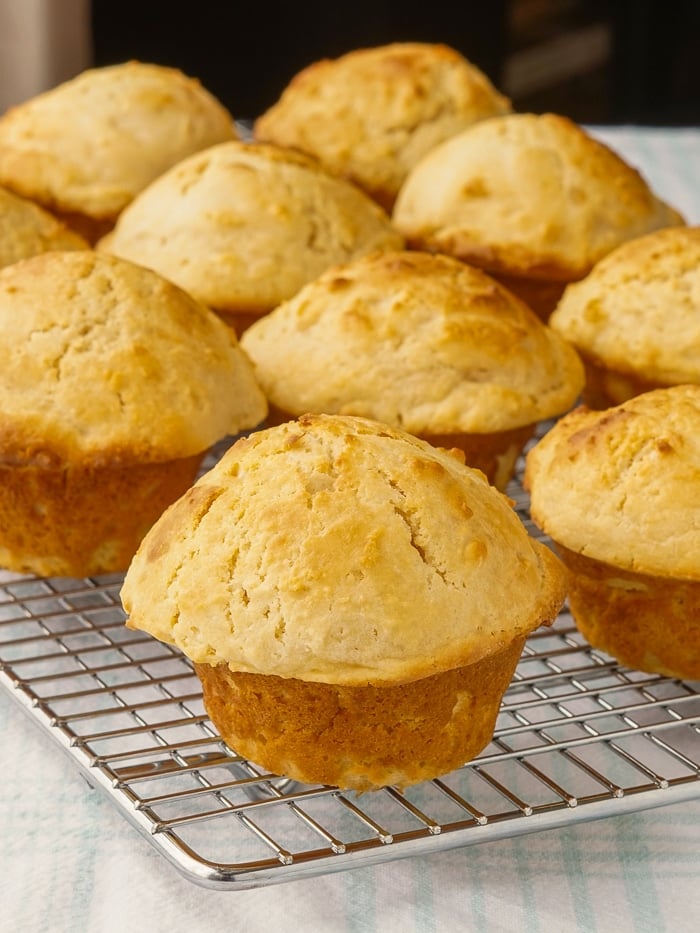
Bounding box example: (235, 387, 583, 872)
(422, 425, 535, 490)
(557, 545, 700, 680)
(196, 636, 525, 792)
(489, 273, 570, 322)
(578, 356, 674, 410)
(52, 209, 115, 246)
(0, 454, 204, 578)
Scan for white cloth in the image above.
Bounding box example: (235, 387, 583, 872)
(1, 126, 700, 933)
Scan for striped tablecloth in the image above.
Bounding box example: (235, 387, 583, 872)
(1, 126, 699, 933)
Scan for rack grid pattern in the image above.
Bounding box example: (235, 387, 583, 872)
(1, 457, 699, 890)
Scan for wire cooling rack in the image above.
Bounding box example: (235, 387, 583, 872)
(0, 445, 699, 891)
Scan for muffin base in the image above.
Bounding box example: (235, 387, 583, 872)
(491, 273, 570, 322)
(0, 453, 204, 578)
(557, 546, 700, 679)
(54, 209, 115, 246)
(580, 357, 672, 409)
(195, 637, 526, 792)
(422, 425, 535, 490)
(216, 309, 267, 337)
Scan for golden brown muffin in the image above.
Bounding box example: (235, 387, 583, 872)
(122, 413, 566, 791)
(549, 226, 700, 408)
(524, 386, 700, 679)
(393, 113, 684, 319)
(0, 250, 267, 577)
(240, 250, 584, 488)
(0, 185, 88, 267)
(100, 141, 404, 333)
(0, 61, 237, 242)
(254, 42, 511, 211)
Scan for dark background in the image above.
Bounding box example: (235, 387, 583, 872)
(91, 0, 699, 124)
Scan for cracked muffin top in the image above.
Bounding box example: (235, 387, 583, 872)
(0, 185, 88, 268)
(524, 385, 700, 580)
(0, 61, 237, 222)
(100, 141, 404, 315)
(549, 225, 700, 385)
(121, 413, 566, 686)
(254, 41, 511, 211)
(393, 113, 684, 282)
(0, 250, 267, 467)
(240, 250, 584, 434)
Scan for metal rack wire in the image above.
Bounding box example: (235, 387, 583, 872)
(1, 448, 699, 890)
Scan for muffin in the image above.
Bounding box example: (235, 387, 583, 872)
(254, 41, 511, 211)
(0, 250, 267, 578)
(393, 113, 684, 319)
(0, 185, 88, 267)
(0, 61, 237, 242)
(100, 141, 404, 333)
(240, 250, 584, 489)
(121, 413, 566, 791)
(549, 226, 700, 408)
(524, 386, 700, 679)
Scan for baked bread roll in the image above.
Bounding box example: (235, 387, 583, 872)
(393, 113, 684, 319)
(549, 225, 700, 408)
(122, 413, 566, 791)
(240, 250, 584, 488)
(0, 61, 237, 241)
(0, 250, 267, 577)
(0, 185, 88, 267)
(254, 41, 511, 210)
(524, 385, 700, 679)
(100, 141, 404, 333)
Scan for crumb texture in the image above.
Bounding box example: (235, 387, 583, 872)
(0, 185, 88, 267)
(0, 250, 267, 465)
(101, 141, 404, 313)
(393, 113, 684, 280)
(0, 61, 236, 219)
(255, 42, 511, 209)
(122, 413, 566, 685)
(550, 225, 700, 385)
(240, 250, 584, 434)
(525, 385, 700, 579)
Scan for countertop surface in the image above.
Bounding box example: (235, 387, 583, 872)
(1, 125, 699, 933)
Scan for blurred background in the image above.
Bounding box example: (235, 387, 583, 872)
(1, 0, 699, 123)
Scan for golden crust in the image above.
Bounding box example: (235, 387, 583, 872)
(0, 250, 267, 466)
(100, 141, 404, 315)
(524, 386, 700, 580)
(0, 61, 237, 221)
(550, 226, 700, 386)
(393, 113, 684, 281)
(240, 250, 584, 434)
(0, 185, 88, 267)
(254, 42, 511, 210)
(122, 413, 566, 687)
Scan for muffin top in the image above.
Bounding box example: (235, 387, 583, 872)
(549, 226, 700, 384)
(122, 413, 565, 686)
(393, 113, 683, 281)
(254, 42, 511, 210)
(100, 141, 404, 314)
(0, 250, 267, 467)
(240, 250, 584, 433)
(0, 185, 88, 267)
(524, 385, 700, 580)
(0, 61, 237, 220)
